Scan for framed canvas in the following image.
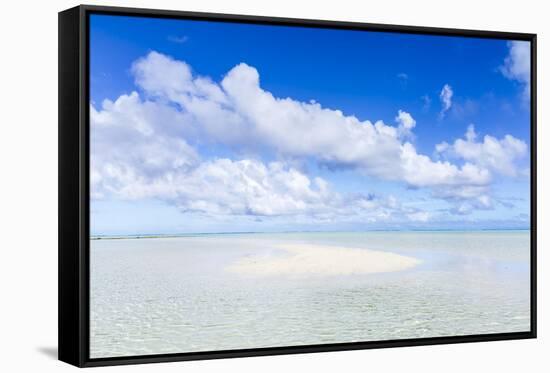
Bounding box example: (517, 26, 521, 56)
(58, 5, 537, 367)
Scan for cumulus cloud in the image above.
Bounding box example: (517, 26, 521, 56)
(433, 124, 528, 213)
(90, 92, 338, 216)
(128, 52, 488, 194)
(90, 92, 198, 199)
(103, 157, 338, 217)
(90, 90, 425, 222)
(221, 60, 488, 193)
(91, 122, 425, 222)
(436, 124, 528, 177)
(132, 52, 228, 105)
(91, 51, 528, 220)
(395, 110, 416, 137)
(439, 84, 453, 117)
(500, 41, 531, 101)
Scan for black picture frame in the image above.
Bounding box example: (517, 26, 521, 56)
(58, 4, 537, 368)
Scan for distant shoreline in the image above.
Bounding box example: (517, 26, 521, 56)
(90, 228, 530, 240)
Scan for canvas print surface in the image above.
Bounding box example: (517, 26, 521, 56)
(89, 14, 532, 358)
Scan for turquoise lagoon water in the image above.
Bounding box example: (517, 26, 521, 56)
(90, 231, 531, 358)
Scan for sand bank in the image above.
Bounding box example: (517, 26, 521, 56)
(226, 244, 420, 276)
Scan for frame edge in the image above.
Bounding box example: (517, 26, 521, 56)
(58, 5, 86, 368)
(78, 3, 536, 40)
(530, 33, 537, 338)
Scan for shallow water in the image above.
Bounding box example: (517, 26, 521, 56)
(90, 231, 530, 358)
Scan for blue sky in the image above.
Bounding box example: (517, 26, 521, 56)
(89, 14, 531, 235)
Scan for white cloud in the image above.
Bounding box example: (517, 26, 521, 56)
(400, 143, 490, 188)
(132, 51, 227, 104)
(435, 142, 449, 153)
(395, 110, 416, 137)
(439, 84, 453, 117)
(131, 53, 485, 193)
(90, 92, 199, 199)
(90, 91, 427, 221)
(91, 132, 427, 221)
(500, 41, 531, 100)
(164, 159, 337, 217)
(90, 93, 337, 216)
(436, 124, 528, 177)
(91, 51, 528, 219)
(432, 124, 527, 212)
(465, 123, 477, 141)
(218, 61, 488, 193)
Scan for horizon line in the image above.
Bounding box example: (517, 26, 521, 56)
(90, 227, 531, 240)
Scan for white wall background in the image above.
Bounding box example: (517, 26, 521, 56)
(0, 0, 547, 371)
